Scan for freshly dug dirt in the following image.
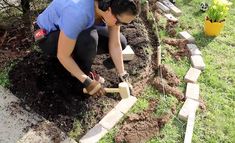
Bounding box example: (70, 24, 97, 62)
(151, 76, 184, 101)
(163, 38, 190, 61)
(6, 16, 153, 138)
(151, 64, 183, 101)
(115, 100, 172, 143)
(165, 21, 178, 37)
(8, 52, 119, 133)
(114, 3, 185, 143)
(158, 64, 180, 87)
(1, 1, 182, 141)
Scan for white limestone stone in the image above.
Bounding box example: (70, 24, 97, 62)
(184, 67, 201, 83)
(99, 108, 123, 130)
(185, 83, 200, 100)
(79, 124, 108, 143)
(114, 96, 137, 114)
(190, 55, 206, 70)
(186, 44, 202, 55)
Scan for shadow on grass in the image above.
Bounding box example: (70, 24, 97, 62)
(193, 10, 205, 17)
(193, 31, 215, 48)
(172, 117, 186, 139)
(182, 0, 193, 5)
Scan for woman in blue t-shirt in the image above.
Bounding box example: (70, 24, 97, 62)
(35, 0, 140, 96)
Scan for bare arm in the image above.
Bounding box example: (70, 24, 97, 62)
(57, 31, 105, 96)
(108, 25, 125, 74)
(57, 31, 88, 83)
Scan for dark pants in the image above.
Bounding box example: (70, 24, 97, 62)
(38, 26, 127, 75)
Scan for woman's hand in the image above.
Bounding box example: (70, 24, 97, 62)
(118, 71, 133, 91)
(85, 80, 106, 96)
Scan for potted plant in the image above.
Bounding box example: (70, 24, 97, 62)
(204, 0, 232, 36)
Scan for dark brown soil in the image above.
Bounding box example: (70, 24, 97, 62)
(0, 22, 33, 69)
(0, 1, 183, 141)
(5, 15, 152, 139)
(8, 52, 119, 133)
(115, 100, 172, 143)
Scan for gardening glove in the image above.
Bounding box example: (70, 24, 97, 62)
(118, 71, 133, 91)
(84, 77, 106, 96)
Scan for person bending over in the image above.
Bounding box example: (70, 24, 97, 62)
(35, 0, 140, 96)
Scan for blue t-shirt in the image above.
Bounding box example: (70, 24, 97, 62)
(37, 0, 95, 40)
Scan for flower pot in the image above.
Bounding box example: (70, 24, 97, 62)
(204, 18, 225, 36)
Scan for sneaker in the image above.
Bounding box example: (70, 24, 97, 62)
(89, 71, 105, 84)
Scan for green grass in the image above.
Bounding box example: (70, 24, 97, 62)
(0, 62, 15, 87)
(100, 0, 235, 142)
(0, 68, 10, 87)
(0, 0, 234, 142)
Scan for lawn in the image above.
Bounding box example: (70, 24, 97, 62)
(100, 0, 235, 142)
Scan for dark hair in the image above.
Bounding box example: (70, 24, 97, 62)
(98, 0, 140, 16)
(111, 0, 140, 15)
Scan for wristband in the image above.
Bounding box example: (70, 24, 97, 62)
(83, 77, 93, 87)
(118, 71, 129, 82)
(118, 70, 127, 77)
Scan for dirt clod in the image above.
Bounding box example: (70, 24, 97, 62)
(166, 21, 178, 37)
(115, 100, 171, 143)
(163, 38, 190, 61)
(152, 76, 184, 101)
(199, 98, 207, 111)
(158, 64, 180, 87)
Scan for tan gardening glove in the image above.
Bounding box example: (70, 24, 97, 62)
(85, 79, 106, 96)
(118, 71, 133, 91)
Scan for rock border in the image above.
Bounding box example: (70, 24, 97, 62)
(152, 1, 205, 142)
(81, 0, 206, 142)
(79, 96, 137, 143)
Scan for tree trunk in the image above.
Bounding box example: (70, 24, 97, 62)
(21, 0, 33, 33)
(21, 0, 30, 14)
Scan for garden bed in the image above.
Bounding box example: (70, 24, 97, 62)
(0, 12, 157, 142)
(0, 1, 185, 141)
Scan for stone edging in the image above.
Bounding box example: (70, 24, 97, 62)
(80, 0, 207, 142)
(154, 0, 206, 142)
(79, 96, 137, 143)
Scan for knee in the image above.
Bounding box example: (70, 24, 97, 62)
(82, 29, 98, 52)
(75, 28, 98, 59)
(120, 34, 127, 50)
(88, 29, 99, 50)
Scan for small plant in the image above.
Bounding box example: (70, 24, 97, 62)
(207, 0, 232, 22)
(140, 0, 148, 5)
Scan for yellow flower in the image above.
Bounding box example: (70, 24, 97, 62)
(212, 5, 217, 10)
